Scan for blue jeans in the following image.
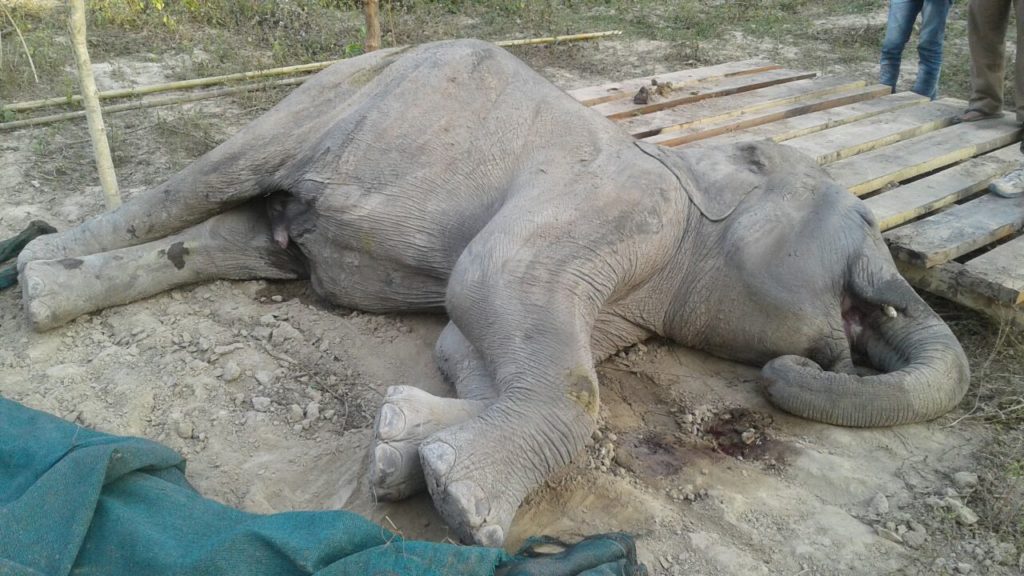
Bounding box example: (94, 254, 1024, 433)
(879, 0, 953, 100)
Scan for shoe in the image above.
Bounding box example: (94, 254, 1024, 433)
(989, 166, 1024, 197)
(954, 109, 1003, 123)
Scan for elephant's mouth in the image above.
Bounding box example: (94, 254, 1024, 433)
(840, 293, 903, 373)
(764, 282, 969, 427)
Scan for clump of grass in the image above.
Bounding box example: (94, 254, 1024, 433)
(0, 5, 76, 103)
(970, 327, 1024, 552)
(935, 299, 1024, 551)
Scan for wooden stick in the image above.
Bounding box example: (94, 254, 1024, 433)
(364, 0, 380, 53)
(0, 77, 307, 131)
(495, 30, 622, 47)
(3, 60, 336, 113)
(2, 6, 38, 83)
(69, 0, 120, 209)
(2, 30, 623, 115)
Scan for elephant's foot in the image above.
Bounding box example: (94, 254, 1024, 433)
(419, 428, 520, 547)
(21, 259, 98, 331)
(16, 232, 68, 274)
(369, 386, 488, 501)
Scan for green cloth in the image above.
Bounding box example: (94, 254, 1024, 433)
(0, 397, 510, 576)
(0, 220, 56, 291)
(0, 398, 647, 576)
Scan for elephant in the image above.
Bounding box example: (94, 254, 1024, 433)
(16, 39, 970, 547)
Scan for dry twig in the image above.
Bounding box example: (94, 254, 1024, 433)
(1, 6, 37, 83)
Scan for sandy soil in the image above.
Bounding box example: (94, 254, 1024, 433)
(1, 40, 1021, 576)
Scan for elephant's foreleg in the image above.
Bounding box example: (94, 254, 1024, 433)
(20, 204, 305, 331)
(415, 239, 626, 546)
(370, 323, 497, 500)
(370, 385, 489, 502)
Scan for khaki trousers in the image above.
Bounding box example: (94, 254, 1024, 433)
(967, 0, 1024, 121)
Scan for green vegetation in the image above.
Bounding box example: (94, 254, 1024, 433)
(1, 1, 989, 106)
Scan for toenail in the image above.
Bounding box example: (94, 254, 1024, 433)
(475, 524, 504, 547)
(420, 442, 456, 477)
(26, 276, 45, 297)
(385, 385, 408, 397)
(27, 301, 52, 325)
(373, 443, 402, 477)
(376, 403, 406, 440)
(448, 480, 489, 521)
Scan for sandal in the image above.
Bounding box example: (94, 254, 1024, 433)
(953, 109, 1003, 123)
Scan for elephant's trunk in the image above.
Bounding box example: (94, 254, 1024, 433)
(761, 264, 970, 427)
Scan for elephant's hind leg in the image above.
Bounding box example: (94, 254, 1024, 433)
(18, 48, 407, 270)
(21, 203, 305, 331)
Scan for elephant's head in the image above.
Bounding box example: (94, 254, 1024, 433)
(650, 140, 970, 427)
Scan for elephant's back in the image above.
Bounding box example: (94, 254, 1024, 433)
(282, 39, 618, 277)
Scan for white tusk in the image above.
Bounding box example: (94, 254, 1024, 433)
(883, 305, 898, 318)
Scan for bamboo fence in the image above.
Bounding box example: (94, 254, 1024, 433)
(0, 30, 623, 131)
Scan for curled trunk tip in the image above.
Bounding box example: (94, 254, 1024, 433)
(761, 347, 970, 428)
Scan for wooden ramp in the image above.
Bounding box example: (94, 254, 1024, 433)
(568, 62, 1024, 327)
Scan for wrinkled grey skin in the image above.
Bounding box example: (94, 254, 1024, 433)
(17, 40, 970, 546)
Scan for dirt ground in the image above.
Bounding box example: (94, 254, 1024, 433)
(1, 18, 1022, 576)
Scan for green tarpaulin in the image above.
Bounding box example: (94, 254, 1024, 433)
(0, 397, 646, 576)
(0, 221, 55, 290)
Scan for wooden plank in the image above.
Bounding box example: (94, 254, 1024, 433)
(592, 68, 817, 121)
(865, 144, 1023, 231)
(784, 99, 962, 165)
(617, 76, 864, 138)
(884, 193, 1024, 267)
(641, 84, 890, 148)
(960, 234, 1024, 305)
(896, 260, 1024, 328)
(826, 118, 1022, 196)
(567, 60, 779, 106)
(694, 91, 928, 148)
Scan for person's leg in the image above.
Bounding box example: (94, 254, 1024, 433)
(912, 0, 953, 99)
(1014, 0, 1024, 124)
(880, 0, 922, 91)
(986, 0, 1024, 197)
(961, 0, 1013, 119)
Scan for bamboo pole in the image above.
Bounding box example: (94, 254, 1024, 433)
(364, 0, 380, 53)
(3, 60, 336, 114)
(0, 77, 307, 131)
(1, 30, 623, 116)
(69, 0, 120, 209)
(496, 30, 622, 47)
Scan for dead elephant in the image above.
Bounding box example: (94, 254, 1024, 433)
(17, 40, 970, 547)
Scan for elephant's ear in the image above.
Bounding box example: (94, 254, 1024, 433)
(636, 140, 769, 221)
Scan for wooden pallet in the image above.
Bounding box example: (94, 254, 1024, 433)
(568, 62, 1024, 327)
